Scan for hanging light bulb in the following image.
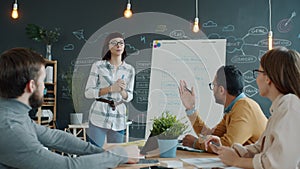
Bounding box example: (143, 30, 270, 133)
(124, 0, 132, 18)
(11, 0, 19, 19)
(268, 0, 273, 50)
(268, 31, 273, 50)
(193, 17, 200, 33)
(192, 0, 200, 33)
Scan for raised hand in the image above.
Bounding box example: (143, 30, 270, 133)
(178, 80, 195, 110)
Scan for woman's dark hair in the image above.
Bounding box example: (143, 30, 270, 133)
(102, 32, 127, 61)
(0, 48, 45, 98)
(216, 65, 244, 96)
(260, 47, 300, 98)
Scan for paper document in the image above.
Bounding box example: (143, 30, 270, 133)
(181, 158, 227, 168)
(181, 158, 242, 168)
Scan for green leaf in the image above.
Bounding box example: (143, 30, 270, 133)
(150, 111, 188, 139)
(25, 24, 61, 45)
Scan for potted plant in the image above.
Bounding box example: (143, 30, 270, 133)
(64, 67, 83, 125)
(25, 24, 61, 60)
(150, 111, 188, 157)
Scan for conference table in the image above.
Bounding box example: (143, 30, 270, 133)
(115, 149, 218, 169)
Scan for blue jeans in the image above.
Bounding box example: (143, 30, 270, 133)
(87, 122, 125, 147)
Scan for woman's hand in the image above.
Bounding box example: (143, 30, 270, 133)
(204, 135, 222, 152)
(111, 79, 126, 93)
(117, 79, 126, 91)
(216, 146, 240, 166)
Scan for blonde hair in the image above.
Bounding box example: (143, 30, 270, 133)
(260, 47, 300, 98)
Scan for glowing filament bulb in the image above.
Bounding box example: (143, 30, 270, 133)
(193, 18, 200, 33)
(124, 3, 132, 18)
(268, 31, 273, 50)
(11, 2, 18, 19)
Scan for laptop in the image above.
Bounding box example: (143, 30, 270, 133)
(140, 132, 159, 156)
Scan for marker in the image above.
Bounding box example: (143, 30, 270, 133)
(121, 74, 125, 79)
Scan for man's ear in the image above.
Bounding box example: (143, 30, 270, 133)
(26, 80, 36, 93)
(219, 85, 226, 95)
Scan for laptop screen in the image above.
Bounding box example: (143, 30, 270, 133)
(140, 133, 159, 156)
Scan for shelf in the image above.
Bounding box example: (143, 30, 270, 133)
(36, 59, 57, 128)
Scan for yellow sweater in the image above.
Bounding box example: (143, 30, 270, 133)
(189, 97, 268, 151)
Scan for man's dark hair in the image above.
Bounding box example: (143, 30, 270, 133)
(216, 65, 244, 96)
(0, 48, 45, 98)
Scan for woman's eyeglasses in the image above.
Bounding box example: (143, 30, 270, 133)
(252, 69, 265, 78)
(109, 40, 125, 46)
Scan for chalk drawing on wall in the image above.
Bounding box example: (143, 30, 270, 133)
(231, 54, 257, 64)
(63, 44, 75, 51)
(73, 29, 86, 40)
(207, 25, 292, 70)
(204, 25, 273, 97)
(226, 36, 244, 53)
(169, 30, 189, 39)
(59, 72, 72, 99)
(202, 20, 218, 28)
(125, 43, 140, 55)
(71, 57, 99, 67)
(277, 11, 296, 33)
(72, 29, 109, 44)
(257, 38, 292, 48)
(155, 25, 167, 32)
(222, 25, 235, 32)
(244, 85, 258, 97)
(140, 36, 146, 44)
(243, 70, 256, 83)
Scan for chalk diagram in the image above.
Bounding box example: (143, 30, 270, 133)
(63, 30, 110, 51)
(277, 11, 296, 33)
(202, 15, 294, 97)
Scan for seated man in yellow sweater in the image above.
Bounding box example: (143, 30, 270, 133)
(179, 65, 267, 152)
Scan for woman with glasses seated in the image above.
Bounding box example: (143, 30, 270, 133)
(205, 47, 300, 169)
(85, 32, 135, 147)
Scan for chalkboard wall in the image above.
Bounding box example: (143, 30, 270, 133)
(1, 0, 299, 137)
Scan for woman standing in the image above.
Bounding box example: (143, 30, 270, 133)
(205, 47, 300, 169)
(85, 32, 135, 147)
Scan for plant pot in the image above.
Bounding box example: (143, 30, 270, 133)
(157, 139, 178, 158)
(70, 113, 83, 124)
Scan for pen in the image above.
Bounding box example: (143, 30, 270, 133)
(121, 74, 125, 79)
(210, 141, 220, 147)
(185, 86, 192, 93)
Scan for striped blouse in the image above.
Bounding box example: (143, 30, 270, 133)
(85, 60, 135, 130)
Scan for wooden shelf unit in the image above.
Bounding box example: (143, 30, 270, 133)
(37, 59, 57, 128)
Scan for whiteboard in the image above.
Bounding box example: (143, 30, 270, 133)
(145, 39, 226, 138)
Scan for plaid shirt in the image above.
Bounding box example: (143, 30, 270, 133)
(85, 60, 135, 130)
